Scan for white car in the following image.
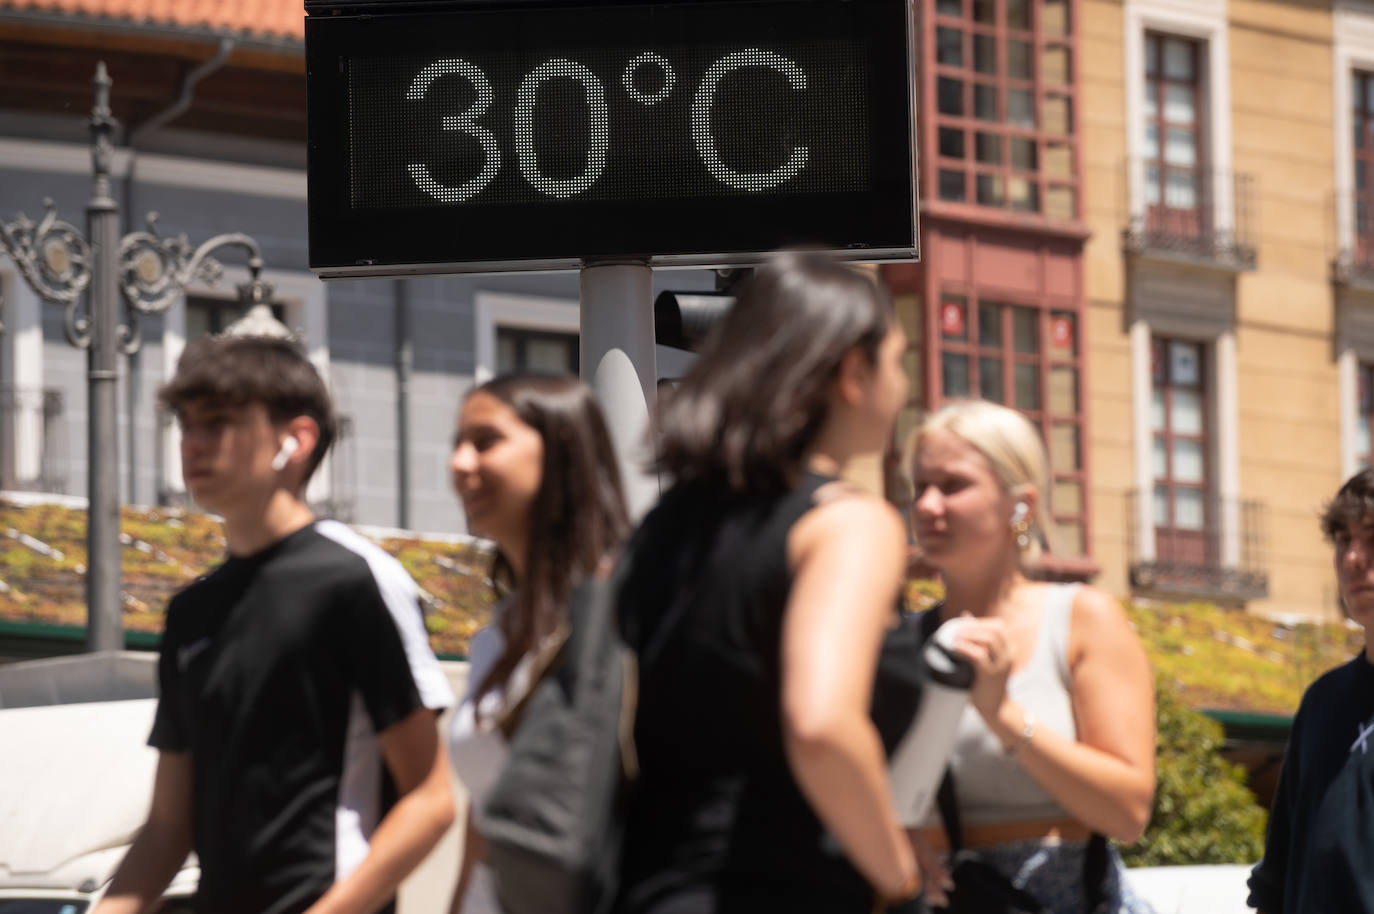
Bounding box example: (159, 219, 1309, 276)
(1126, 864, 1257, 914)
(0, 696, 199, 914)
(0, 650, 475, 914)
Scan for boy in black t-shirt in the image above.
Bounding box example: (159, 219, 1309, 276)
(1248, 468, 1374, 914)
(94, 335, 454, 914)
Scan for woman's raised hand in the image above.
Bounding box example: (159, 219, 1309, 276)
(949, 614, 1013, 723)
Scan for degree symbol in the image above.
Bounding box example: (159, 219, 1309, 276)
(623, 51, 676, 106)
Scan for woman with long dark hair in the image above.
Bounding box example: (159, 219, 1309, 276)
(446, 374, 630, 914)
(615, 251, 920, 913)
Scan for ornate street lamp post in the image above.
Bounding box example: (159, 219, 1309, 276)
(0, 62, 273, 652)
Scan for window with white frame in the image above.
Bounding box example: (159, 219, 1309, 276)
(1353, 71, 1374, 263)
(0, 269, 62, 493)
(1125, 1, 1236, 260)
(1359, 362, 1374, 468)
(1151, 337, 1210, 564)
(1144, 33, 1207, 237)
(496, 326, 578, 375)
(475, 292, 580, 384)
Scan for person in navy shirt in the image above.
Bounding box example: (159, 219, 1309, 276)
(1248, 467, 1374, 914)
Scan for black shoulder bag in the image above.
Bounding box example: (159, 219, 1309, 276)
(476, 559, 638, 914)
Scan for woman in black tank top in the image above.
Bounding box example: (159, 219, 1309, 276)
(616, 252, 920, 914)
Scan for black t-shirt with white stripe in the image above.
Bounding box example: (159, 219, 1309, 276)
(150, 520, 453, 914)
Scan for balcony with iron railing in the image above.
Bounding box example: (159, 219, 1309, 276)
(0, 384, 67, 494)
(1125, 490, 1269, 603)
(1121, 160, 1257, 271)
(1330, 191, 1374, 287)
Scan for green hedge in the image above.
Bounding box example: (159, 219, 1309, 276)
(1121, 681, 1267, 867)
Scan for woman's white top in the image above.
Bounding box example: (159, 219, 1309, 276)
(920, 583, 1082, 828)
(448, 609, 542, 914)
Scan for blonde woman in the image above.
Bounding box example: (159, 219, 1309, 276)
(908, 400, 1156, 914)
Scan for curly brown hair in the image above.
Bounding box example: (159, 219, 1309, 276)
(1322, 468, 1374, 542)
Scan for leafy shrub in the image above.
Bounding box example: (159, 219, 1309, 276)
(1125, 601, 1359, 714)
(1122, 680, 1267, 867)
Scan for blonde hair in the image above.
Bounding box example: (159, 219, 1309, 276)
(910, 400, 1055, 562)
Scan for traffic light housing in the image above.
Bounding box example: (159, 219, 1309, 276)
(653, 290, 734, 352)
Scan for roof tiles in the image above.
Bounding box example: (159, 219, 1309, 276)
(3, 0, 305, 41)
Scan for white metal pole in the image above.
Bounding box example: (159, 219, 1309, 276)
(579, 262, 658, 519)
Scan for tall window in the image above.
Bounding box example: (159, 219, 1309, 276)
(932, 0, 1077, 220)
(937, 294, 1087, 554)
(1353, 72, 1374, 260)
(1152, 338, 1208, 564)
(1144, 34, 1204, 236)
(496, 326, 578, 374)
(1360, 363, 1374, 468)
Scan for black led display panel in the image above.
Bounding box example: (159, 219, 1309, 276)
(306, 0, 916, 277)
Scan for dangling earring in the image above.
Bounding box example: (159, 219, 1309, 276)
(1011, 502, 1031, 550)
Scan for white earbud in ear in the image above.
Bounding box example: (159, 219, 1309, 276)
(272, 436, 299, 472)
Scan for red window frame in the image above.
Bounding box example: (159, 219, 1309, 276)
(1151, 337, 1210, 565)
(929, 0, 1079, 220)
(933, 290, 1088, 557)
(1354, 72, 1374, 261)
(1144, 33, 1205, 236)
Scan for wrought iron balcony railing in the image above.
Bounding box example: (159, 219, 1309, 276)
(1124, 490, 1269, 602)
(1330, 191, 1374, 286)
(0, 384, 68, 494)
(1121, 159, 1257, 270)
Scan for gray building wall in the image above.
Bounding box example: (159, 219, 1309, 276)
(1, 137, 716, 535)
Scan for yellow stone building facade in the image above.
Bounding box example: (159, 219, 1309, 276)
(894, 0, 1371, 620)
(1080, 0, 1351, 621)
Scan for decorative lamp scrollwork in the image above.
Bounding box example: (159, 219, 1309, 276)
(0, 199, 95, 340)
(117, 215, 266, 354)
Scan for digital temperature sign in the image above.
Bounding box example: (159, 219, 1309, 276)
(305, 0, 916, 276)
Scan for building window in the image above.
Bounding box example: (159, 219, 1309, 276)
(895, 294, 927, 430)
(496, 326, 578, 375)
(1152, 337, 1209, 564)
(1354, 72, 1374, 261)
(185, 296, 285, 341)
(1360, 363, 1374, 468)
(1144, 33, 1205, 237)
(931, 0, 1078, 219)
(936, 293, 1086, 554)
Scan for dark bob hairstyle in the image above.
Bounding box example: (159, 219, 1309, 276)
(654, 250, 894, 494)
